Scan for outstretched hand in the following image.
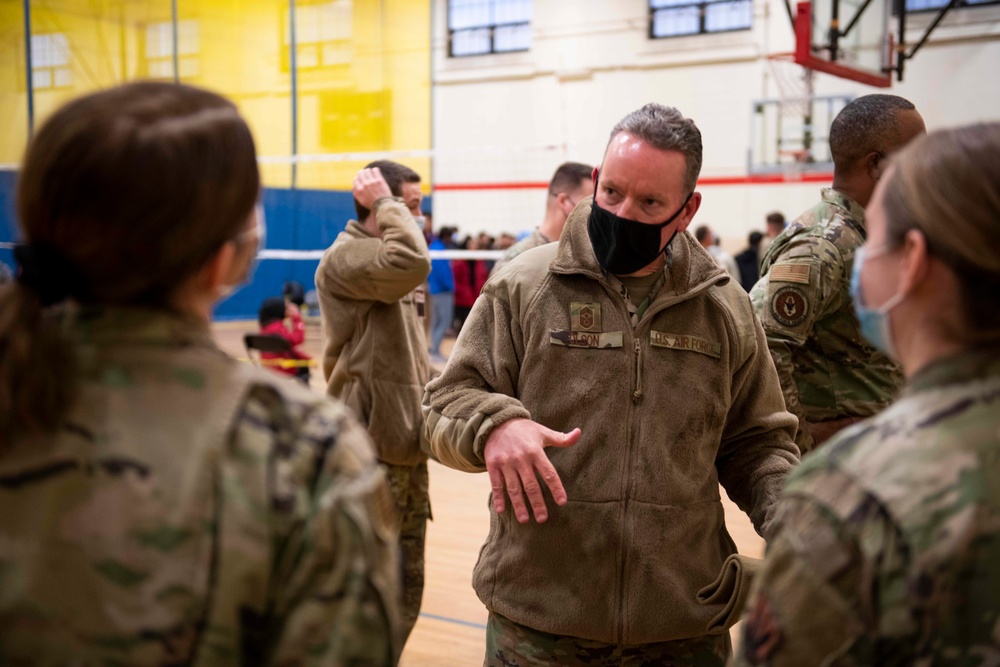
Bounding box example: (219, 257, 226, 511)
(353, 167, 393, 209)
(484, 418, 581, 524)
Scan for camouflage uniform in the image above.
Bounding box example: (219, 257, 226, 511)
(0, 307, 399, 666)
(737, 344, 1000, 666)
(491, 229, 551, 276)
(486, 612, 731, 667)
(750, 188, 903, 455)
(383, 461, 431, 643)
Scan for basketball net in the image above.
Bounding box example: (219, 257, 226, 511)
(766, 54, 817, 180)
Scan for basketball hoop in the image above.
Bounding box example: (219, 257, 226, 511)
(766, 53, 815, 120)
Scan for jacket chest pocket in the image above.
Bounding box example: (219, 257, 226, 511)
(643, 330, 728, 431)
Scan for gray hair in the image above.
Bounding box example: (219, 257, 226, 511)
(607, 103, 703, 193)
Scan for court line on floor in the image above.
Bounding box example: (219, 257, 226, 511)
(419, 612, 488, 630)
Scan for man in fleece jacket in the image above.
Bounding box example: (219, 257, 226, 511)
(315, 161, 432, 648)
(422, 103, 799, 665)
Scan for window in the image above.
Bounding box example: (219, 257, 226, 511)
(901, 0, 998, 12)
(649, 0, 752, 38)
(284, 0, 353, 70)
(145, 20, 200, 79)
(449, 0, 532, 57)
(31, 33, 72, 90)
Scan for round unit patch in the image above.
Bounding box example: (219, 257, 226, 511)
(771, 286, 810, 327)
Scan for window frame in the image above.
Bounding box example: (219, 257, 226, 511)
(447, 0, 532, 58)
(895, 0, 999, 14)
(647, 0, 754, 39)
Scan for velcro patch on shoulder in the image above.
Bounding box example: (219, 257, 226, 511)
(770, 286, 810, 328)
(770, 263, 811, 284)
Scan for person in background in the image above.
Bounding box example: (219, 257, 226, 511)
(428, 226, 455, 363)
(283, 280, 306, 308)
(696, 224, 739, 279)
(492, 162, 593, 277)
(452, 235, 490, 334)
(739, 122, 1000, 666)
(478, 232, 497, 273)
(314, 160, 432, 648)
(400, 165, 424, 219)
(758, 211, 785, 267)
(423, 103, 797, 666)
(735, 231, 764, 292)
(421, 210, 434, 245)
(0, 81, 398, 665)
(258, 295, 311, 383)
(751, 94, 925, 455)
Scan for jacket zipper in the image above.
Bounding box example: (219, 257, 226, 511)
(619, 328, 636, 645)
(632, 338, 643, 403)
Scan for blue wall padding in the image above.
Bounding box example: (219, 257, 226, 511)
(0, 171, 17, 271)
(0, 175, 424, 320)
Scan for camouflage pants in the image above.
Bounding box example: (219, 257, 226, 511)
(485, 612, 731, 667)
(382, 460, 431, 647)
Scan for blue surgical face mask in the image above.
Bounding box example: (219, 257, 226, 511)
(850, 245, 905, 359)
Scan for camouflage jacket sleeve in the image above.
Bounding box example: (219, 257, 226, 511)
(219, 388, 400, 666)
(735, 459, 909, 666)
(751, 237, 847, 454)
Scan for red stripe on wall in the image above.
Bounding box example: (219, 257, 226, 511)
(433, 172, 833, 191)
(433, 181, 551, 191)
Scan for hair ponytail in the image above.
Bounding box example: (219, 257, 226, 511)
(0, 283, 78, 444)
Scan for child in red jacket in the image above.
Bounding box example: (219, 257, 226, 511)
(258, 296, 312, 382)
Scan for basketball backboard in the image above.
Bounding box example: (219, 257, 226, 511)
(794, 0, 894, 87)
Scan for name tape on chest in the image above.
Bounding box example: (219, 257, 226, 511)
(649, 331, 721, 359)
(550, 330, 623, 349)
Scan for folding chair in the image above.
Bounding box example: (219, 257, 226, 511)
(243, 334, 310, 384)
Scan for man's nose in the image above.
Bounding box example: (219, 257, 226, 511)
(615, 197, 640, 220)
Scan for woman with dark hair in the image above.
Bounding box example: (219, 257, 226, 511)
(0, 82, 398, 664)
(739, 123, 1000, 665)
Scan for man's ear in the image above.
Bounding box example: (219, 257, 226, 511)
(866, 151, 884, 182)
(675, 192, 703, 234)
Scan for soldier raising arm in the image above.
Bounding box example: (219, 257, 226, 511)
(739, 123, 1000, 666)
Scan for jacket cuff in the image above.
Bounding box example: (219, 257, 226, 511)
(372, 195, 405, 214)
(472, 406, 533, 461)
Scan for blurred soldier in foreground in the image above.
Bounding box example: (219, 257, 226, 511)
(0, 82, 398, 664)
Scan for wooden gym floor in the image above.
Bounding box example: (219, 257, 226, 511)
(212, 319, 763, 666)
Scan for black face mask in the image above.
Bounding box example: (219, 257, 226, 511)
(587, 179, 693, 276)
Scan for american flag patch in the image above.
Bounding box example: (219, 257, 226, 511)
(770, 263, 811, 284)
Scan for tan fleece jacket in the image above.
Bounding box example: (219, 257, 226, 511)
(422, 198, 799, 644)
(316, 196, 432, 466)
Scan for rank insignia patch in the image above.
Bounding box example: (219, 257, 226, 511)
(570, 302, 601, 332)
(771, 286, 809, 327)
